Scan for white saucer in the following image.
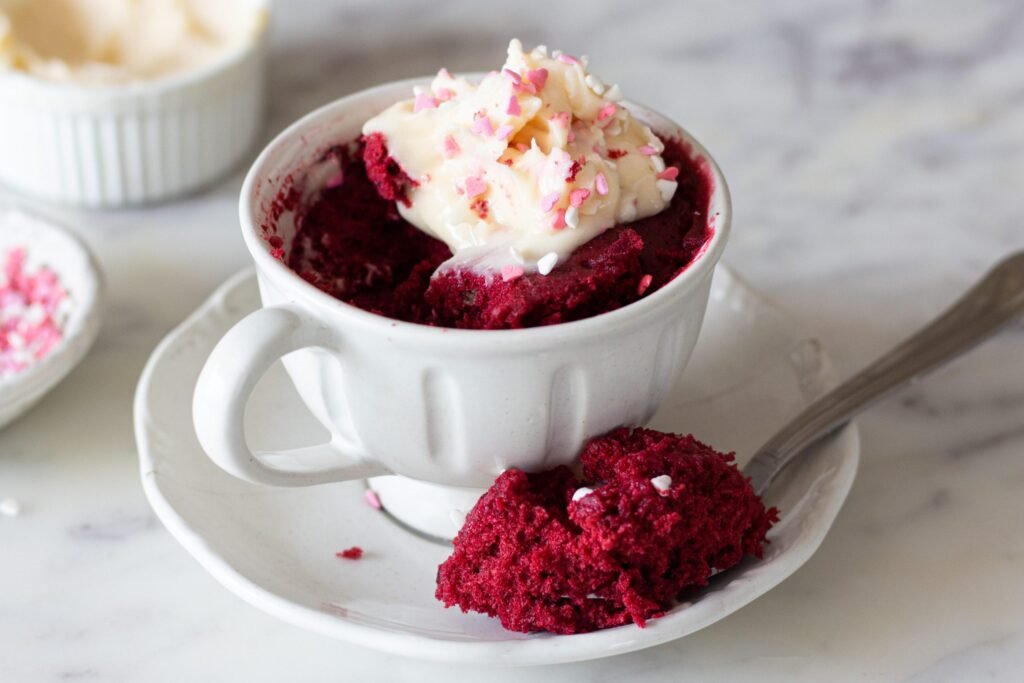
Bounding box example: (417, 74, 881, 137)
(135, 268, 859, 666)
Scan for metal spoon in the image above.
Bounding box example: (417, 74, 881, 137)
(744, 251, 1024, 496)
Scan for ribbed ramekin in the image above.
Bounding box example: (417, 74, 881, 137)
(0, 1, 270, 208)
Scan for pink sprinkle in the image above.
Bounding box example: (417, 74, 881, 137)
(501, 264, 525, 282)
(513, 81, 537, 96)
(0, 248, 66, 378)
(495, 124, 514, 140)
(414, 93, 439, 112)
(552, 111, 570, 127)
(325, 170, 344, 189)
(638, 274, 654, 296)
(597, 103, 617, 121)
(595, 173, 609, 195)
(438, 67, 452, 79)
(638, 145, 658, 155)
(502, 68, 522, 84)
(540, 191, 561, 213)
(558, 54, 579, 65)
(569, 188, 591, 207)
(526, 68, 548, 89)
(472, 114, 494, 136)
(464, 176, 488, 198)
(442, 135, 461, 158)
(552, 209, 567, 230)
(658, 167, 680, 181)
(364, 490, 382, 509)
(506, 96, 521, 116)
(435, 87, 456, 101)
(514, 142, 529, 152)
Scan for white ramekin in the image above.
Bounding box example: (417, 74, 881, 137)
(0, 1, 270, 208)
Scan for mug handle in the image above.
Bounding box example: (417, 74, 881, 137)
(193, 304, 390, 486)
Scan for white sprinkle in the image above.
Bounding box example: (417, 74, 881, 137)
(651, 475, 672, 492)
(509, 246, 525, 264)
(651, 155, 666, 173)
(565, 205, 580, 229)
(534, 45, 549, 57)
(412, 85, 425, 96)
(656, 179, 678, 203)
(25, 304, 46, 325)
(449, 509, 466, 529)
(620, 202, 638, 222)
(585, 74, 606, 95)
(0, 498, 21, 517)
(605, 84, 623, 102)
(571, 487, 593, 502)
(537, 252, 559, 276)
(552, 49, 563, 59)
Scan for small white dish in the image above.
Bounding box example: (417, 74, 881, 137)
(0, 1, 270, 208)
(135, 268, 859, 666)
(0, 207, 103, 428)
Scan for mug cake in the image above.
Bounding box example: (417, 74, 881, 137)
(282, 40, 714, 329)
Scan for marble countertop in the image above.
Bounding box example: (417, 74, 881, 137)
(2, 0, 1023, 680)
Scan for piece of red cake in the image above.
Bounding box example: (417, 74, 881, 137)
(362, 132, 416, 206)
(435, 428, 778, 634)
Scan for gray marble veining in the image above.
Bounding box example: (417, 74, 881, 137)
(1, 0, 1023, 680)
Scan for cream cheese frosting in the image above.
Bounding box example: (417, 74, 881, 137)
(0, 0, 265, 85)
(362, 39, 678, 273)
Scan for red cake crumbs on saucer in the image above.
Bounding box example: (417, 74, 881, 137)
(336, 546, 364, 560)
(435, 428, 778, 634)
(286, 136, 712, 329)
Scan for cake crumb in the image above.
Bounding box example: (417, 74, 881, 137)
(336, 546, 364, 560)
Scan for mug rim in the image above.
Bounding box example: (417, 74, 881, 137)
(239, 77, 731, 351)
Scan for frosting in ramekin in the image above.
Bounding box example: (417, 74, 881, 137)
(0, 0, 265, 85)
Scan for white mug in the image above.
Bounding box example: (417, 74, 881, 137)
(193, 79, 731, 490)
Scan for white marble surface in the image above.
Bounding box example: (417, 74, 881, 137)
(1, 0, 1023, 680)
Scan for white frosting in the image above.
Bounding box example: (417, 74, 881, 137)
(650, 474, 672, 492)
(363, 39, 678, 272)
(0, 0, 266, 85)
(571, 487, 594, 502)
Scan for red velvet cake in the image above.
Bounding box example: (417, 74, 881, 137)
(434, 428, 777, 634)
(286, 135, 711, 329)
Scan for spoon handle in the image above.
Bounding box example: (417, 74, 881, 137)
(744, 251, 1024, 496)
